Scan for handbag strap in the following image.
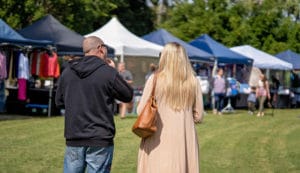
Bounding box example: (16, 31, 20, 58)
(150, 73, 157, 97)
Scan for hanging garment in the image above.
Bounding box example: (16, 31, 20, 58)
(30, 51, 38, 75)
(5, 51, 10, 78)
(13, 51, 20, 79)
(48, 52, 60, 78)
(38, 52, 48, 78)
(18, 78, 27, 101)
(39, 52, 60, 78)
(8, 51, 13, 82)
(0, 52, 7, 80)
(18, 53, 29, 79)
(36, 52, 42, 76)
(0, 79, 5, 112)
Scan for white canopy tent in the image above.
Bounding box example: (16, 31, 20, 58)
(85, 17, 163, 62)
(230, 45, 293, 70)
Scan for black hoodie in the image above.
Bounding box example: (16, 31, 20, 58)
(55, 56, 133, 147)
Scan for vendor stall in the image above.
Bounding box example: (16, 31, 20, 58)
(85, 17, 162, 87)
(0, 18, 60, 115)
(189, 34, 253, 110)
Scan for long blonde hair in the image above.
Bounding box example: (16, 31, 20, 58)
(156, 42, 197, 111)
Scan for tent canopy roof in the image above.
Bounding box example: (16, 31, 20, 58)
(231, 45, 293, 70)
(142, 29, 214, 62)
(190, 34, 253, 65)
(19, 14, 84, 55)
(275, 50, 300, 70)
(0, 19, 53, 47)
(85, 17, 163, 57)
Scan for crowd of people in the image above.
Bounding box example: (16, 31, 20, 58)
(206, 66, 300, 116)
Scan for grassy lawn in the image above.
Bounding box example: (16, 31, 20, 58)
(0, 109, 299, 173)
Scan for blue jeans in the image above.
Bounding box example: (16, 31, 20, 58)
(64, 146, 114, 173)
(214, 93, 225, 112)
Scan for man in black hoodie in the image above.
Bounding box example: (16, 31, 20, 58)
(55, 36, 133, 173)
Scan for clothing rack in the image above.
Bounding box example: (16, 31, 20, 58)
(0, 42, 56, 55)
(0, 43, 24, 53)
(1, 43, 58, 117)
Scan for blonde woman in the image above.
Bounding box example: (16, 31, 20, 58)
(136, 42, 204, 173)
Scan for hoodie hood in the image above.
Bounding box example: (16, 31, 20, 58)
(69, 56, 106, 78)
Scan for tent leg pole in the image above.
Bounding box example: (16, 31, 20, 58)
(211, 60, 218, 111)
(48, 78, 53, 117)
(120, 54, 124, 63)
(266, 69, 270, 79)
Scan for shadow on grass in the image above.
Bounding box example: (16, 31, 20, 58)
(0, 114, 62, 121)
(0, 114, 34, 121)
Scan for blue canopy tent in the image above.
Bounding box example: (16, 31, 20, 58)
(142, 29, 214, 62)
(0, 19, 53, 48)
(18, 14, 83, 56)
(189, 34, 253, 65)
(275, 50, 300, 70)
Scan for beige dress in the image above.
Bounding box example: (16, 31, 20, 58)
(137, 75, 204, 173)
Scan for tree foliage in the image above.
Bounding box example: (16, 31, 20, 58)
(1, 0, 300, 54)
(160, 0, 300, 54)
(109, 0, 155, 36)
(0, 0, 154, 36)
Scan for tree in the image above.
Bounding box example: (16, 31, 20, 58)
(284, 0, 300, 21)
(0, 0, 116, 34)
(0, 0, 155, 36)
(109, 0, 155, 36)
(147, 0, 180, 26)
(159, 0, 300, 53)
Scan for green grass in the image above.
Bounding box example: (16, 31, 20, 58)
(0, 109, 300, 173)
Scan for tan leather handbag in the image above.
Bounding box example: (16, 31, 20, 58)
(132, 74, 157, 138)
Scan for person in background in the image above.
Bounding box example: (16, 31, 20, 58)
(117, 62, 133, 118)
(270, 75, 280, 107)
(290, 70, 300, 108)
(212, 68, 226, 115)
(55, 36, 133, 173)
(61, 55, 75, 72)
(290, 70, 300, 89)
(247, 86, 257, 115)
(137, 42, 203, 173)
(256, 74, 270, 117)
(145, 63, 157, 81)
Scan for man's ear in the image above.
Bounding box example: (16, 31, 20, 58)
(99, 47, 105, 57)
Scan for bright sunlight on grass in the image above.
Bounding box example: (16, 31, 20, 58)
(0, 109, 299, 173)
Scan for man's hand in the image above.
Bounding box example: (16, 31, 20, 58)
(106, 59, 115, 68)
